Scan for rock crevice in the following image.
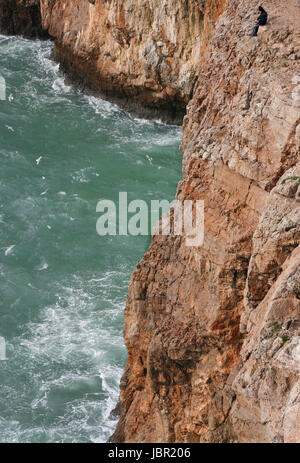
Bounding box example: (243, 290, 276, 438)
(0, 0, 50, 38)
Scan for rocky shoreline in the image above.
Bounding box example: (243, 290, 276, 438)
(1, 0, 299, 443)
(38, 0, 222, 124)
(51, 42, 186, 124)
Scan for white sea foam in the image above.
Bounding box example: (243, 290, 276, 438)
(17, 276, 125, 442)
(71, 167, 94, 183)
(52, 77, 72, 94)
(85, 95, 121, 119)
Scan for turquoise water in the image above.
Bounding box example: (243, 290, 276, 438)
(0, 37, 181, 442)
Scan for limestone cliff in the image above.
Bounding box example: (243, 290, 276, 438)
(111, 0, 300, 443)
(38, 0, 224, 122)
(1, 0, 299, 443)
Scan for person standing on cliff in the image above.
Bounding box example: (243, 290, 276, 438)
(251, 6, 268, 36)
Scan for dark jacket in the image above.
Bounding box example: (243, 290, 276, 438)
(257, 11, 268, 25)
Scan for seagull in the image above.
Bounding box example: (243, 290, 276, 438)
(146, 155, 153, 165)
(36, 156, 42, 165)
(4, 244, 15, 256)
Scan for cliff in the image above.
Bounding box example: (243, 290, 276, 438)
(0, 0, 223, 122)
(1, 0, 222, 121)
(111, 0, 300, 443)
(1, 0, 299, 443)
(39, 0, 225, 123)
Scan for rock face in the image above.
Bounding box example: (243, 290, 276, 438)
(0, 0, 48, 38)
(38, 0, 224, 122)
(111, 0, 300, 443)
(2, 0, 299, 443)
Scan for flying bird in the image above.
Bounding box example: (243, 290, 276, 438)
(146, 155, 153, 165)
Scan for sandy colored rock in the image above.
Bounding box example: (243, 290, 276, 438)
(112, 0, 300, 442)
(37, 0, 225, 122)
(1, 0, 299, 443)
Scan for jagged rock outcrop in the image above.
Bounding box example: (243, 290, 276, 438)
(0, 0, 48, 38)
(111, 0, 300, 443)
